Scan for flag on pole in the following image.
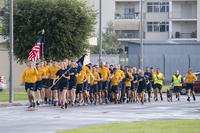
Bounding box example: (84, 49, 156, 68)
(76, 54, 87, 73)
(28, 37, 43, 62)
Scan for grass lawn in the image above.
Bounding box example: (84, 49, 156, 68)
(57, 120, 200, 133)
(0, 91, 27, 102)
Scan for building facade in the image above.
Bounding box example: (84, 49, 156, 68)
(114, 0, 200, 42)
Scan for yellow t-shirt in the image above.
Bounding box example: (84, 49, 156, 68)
(36, 67, 45, 81)
(111, 74, 120, 86)
(126, 72, 133, 87)
(77, 70, 87, 84)
(49, 65, 60, 79)
(116, 69, 125, 81)
(98, 67, 110, 81)
(21, 67, 38, 83)
(90, 71, 100, 85)
(185, 73, 197, 83)
(41, 66, 50, 79)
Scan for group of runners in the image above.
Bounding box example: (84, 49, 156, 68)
(21, 59, 197, 109)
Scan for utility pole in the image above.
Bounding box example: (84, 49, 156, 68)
(9, 0, 14, 103)
(140, 0, 144, 70)
(98, 0, 102, 65)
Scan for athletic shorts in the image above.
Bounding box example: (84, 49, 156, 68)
(50, 79, 59, 90)
(98, 81, 102, 90)
(137, 87, 146, 94)
(131, 84, 138, 91)
(58, 81, 69, 91)
(154, 83, 162, 90)
(174, 86, 182, 93)
(69, 81, 77, 90)
(102, 81, 108, 90)
(146, 82, 152, 91)
(42, 79, 50, 89)
(25, 82, 36, 92)
(111, 85, 119, 94)
(35, 81, 42, 91)
(76, 84, 84, 93)
(126, 86, 131, 92)
(186, 83, 194, 90)
(90, 84, 98, 94)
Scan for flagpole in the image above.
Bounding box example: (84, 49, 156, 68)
(9, 0, 14, 103)
(41, 29, 45, 61)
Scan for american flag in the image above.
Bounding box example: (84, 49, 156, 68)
(28, 37, 43, 61)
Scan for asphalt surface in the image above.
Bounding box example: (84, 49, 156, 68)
(0, 95, 200, 133)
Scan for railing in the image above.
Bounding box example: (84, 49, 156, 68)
(115, 13, 139, 20)
(173, 32, 197, 39)
(117, 32, 139, 38)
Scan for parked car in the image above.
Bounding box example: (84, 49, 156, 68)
(181, 72, 200, 95)
(0, 75, 8, 91)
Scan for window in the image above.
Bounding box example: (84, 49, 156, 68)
(124, 8, 135, 19)
(147, 21, 169, 32)
(147, 3, 153, 12)
(147, 22, 153, 32)
(147, 2, 169, 13)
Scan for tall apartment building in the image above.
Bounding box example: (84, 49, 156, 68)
(114, 0, 200, 42)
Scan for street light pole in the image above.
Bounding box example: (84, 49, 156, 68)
(140, 0, 144, 70)
(98, 0, 102, 65)
(9, 0, 14, 103)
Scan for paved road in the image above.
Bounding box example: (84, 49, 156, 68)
(0, 95, 200, 133)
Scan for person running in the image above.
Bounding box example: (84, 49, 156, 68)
(41, 61, 51, 104)
(125, 67, 133, 103)
(21, 61, 38, 108)
(153, 68, 164, 101)
(90, 65, 100, 105)
(82, 64, 92, 105)
(49, 61, 60, 106)
(76, 69, 87, 106)
(69, 62, 78, 106)
(137, 71, 147, 104)
(185, 69, 197, 102)
(35, 63, 44, 106)
(111, 68, 121, 104)
(144, 67, 153, 102)
(130, 67, 138, 102)
(115, 64, 125, 103)
(171, 70, 183, 101)
(56, 62, 70, 109)
(98, 62, 110, 104)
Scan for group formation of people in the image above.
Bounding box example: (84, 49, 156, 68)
(21, 59, 197, 109)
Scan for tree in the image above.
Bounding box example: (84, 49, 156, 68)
(1, 0, 96, 63)
(90, 21, 122, 54)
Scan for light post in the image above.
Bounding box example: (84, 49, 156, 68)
(140, 0, 144, 70)
(98, 0, 102, 65)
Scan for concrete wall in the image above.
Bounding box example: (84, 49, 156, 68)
(0, 49, 26, 90)
(128, 43, 200, 80)
(90, 54, 119, 65)
(197, 0, 200, 41)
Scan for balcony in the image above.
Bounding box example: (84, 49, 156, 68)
(115, 13, 139, 20)
(116, 30, 140, 41)
(170, 1, 197, 21)
(171, 21, 197, 40)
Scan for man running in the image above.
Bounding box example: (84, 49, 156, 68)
(171, 70, 183, 101)
(144, 67, 153, 102)
(185, 69, 197, 102)
(21, 61, 38, 108)
(153, 68, 164, 101)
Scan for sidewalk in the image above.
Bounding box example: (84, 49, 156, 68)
(0, 100, 27, 107)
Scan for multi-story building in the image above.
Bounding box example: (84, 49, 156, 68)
(114, 0, 200, 42)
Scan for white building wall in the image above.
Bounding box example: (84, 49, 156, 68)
(197, 0, 200, 41)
